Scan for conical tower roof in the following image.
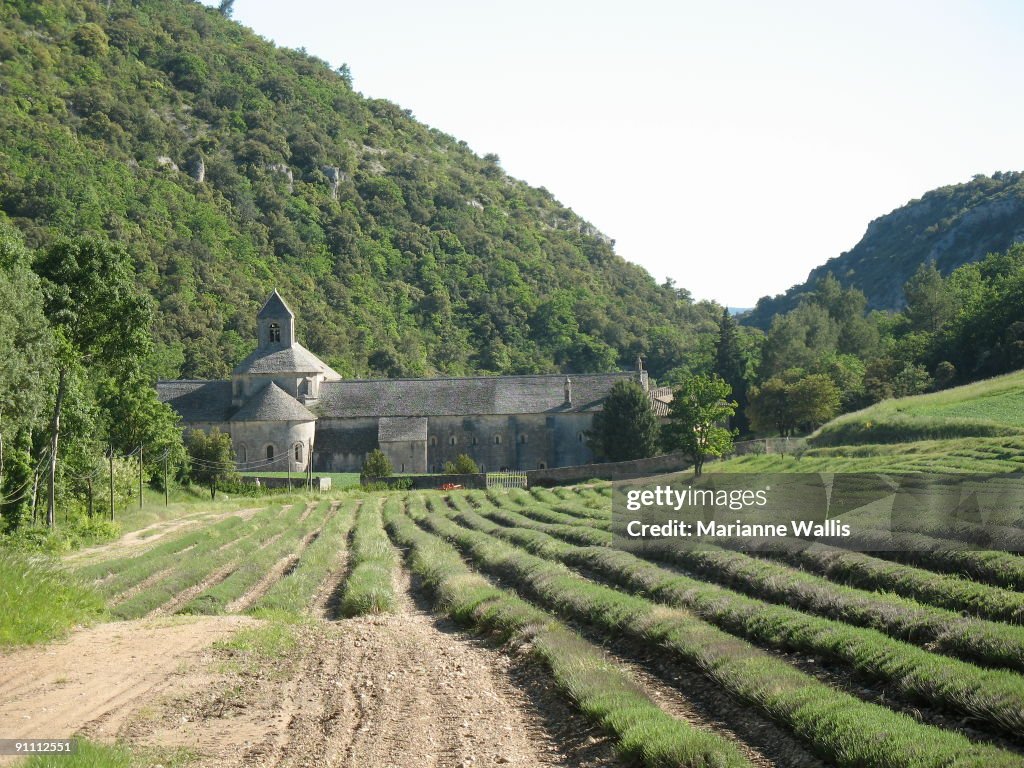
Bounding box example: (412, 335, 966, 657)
(231, 382, 315, 422)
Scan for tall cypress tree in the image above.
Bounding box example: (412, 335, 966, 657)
(714, 308, 750, 435)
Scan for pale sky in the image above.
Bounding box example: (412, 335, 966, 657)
(200, 0, 1024, 307)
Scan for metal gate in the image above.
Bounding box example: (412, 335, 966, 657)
(486, 471, 528, 490)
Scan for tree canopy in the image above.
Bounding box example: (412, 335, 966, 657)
(661, 374, 737, 476)
(586, 381, 660, 462)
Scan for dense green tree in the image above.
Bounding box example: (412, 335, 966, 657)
(661, 374, 737, 476)
(586, 381, 660, 462)
(444, 454, 480, 474)
(905, 262, 953, 334)
(713, 309, 750, 435)
(361, 449, 393, 479)
(760, 303, 839, 378)
(185, 428, 237, 500)
(33, 237, 151, 527)
(0, 240, 52, 529)
(748, 369, 841, 436)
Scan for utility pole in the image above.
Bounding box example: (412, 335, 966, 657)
(108, 444, 114, 521)
(138, 444, 144, 508)
(163, 451, 169, 507)
(287, 449, 292, 491)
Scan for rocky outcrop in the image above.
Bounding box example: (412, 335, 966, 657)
(321, 165, 346, 199)
(268, 162, 294, 193)
(745, 172, 1024, 326)
(190, 157, 205, 183)
(156, 155, 178, 172)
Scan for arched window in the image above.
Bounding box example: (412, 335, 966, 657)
(578, 432, 585, 443)
(269, 323, 281, 343)
(238, 445, 247, 463)
(538, 462, 547, 469)
(449, 436, 457, 446)
(295, 443, 303, 462)
(472, 436, 478, 446)
(266, 445, 275, 460)
(494, 435, 502, 445)
(519, 434, 528, 444)
(429, 436, 438, 447)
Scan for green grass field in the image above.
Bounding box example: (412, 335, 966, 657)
(809, 369, 1024, 446)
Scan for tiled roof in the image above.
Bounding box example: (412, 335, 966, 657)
(651, 398, 671, 417)
(232, 342, 342, 377)
(257, 290, 294, 319)
(314, 372, 636, 417)
(230, 382, 316, 422)
(650, 386, 673, 401)
(378, 417, 427, 442)
(314, 424, 378, 455)
(156, 380, 233, 422)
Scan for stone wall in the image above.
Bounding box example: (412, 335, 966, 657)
(526, 452, 692, 486)
(424, 413, 594, 472)
(245, 475, 332, 491)
(361, 473, 487, 490)
(379, 439, 427, 474)
(316, 412, 598, 473)
(231, 419, 315, 472)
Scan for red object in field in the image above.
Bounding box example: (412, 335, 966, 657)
(439, 482, 464, 490)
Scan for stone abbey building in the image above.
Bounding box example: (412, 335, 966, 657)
(157, 291, 653, 474)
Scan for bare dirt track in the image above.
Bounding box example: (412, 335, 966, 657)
(130, 567, 622, 768)
(0, 559, 624, 767)
(0, 615, 258, 765)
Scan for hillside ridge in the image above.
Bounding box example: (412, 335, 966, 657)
(0, 0, 716, 381)
(745, 172, 1024, 327)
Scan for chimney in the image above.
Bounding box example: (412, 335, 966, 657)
(636, 355, 649, 391)
(564, 376, 573, 406)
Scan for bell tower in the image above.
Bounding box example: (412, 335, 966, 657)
(257, 290, 295, 350)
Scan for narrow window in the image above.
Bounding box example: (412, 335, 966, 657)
(295, 443, 302, 462)
(519, 434, 528, 444)
(266, 445, 274, 460)
(269, 323, 281, 343)
(239, 445, 247, 463)
(472, 436, 478, 446)
(578, 432, 584, 443)
(538, 462, 547, 469)
(494, 435, 502, 445)
(449, 436, 457, 446)
(429, 436, 438, 447)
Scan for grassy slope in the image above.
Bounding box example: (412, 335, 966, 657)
(716, 370, 1024, 473)
(810, 369, 1024, 445)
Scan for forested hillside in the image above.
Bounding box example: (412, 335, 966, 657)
(0, 0, 716, 381)
(745, 172, 1024, 328)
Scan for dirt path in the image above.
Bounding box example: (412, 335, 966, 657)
(0, 616, 257, 765)
(3, 504, 627, 767)
(119, 562, 621, 768)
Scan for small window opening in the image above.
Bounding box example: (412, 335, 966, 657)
(269, 323, 281, 343)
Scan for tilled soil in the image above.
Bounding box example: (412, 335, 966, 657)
(125, 567, 623, 768)
(2, 544, 625, 767)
